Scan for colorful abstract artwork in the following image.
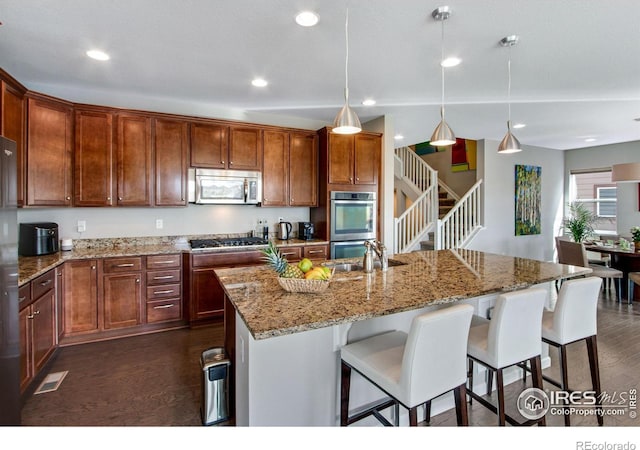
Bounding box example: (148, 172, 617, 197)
(414, 141, 444, 155)
(451, 138, 477, 172)
(515, 164, 541, 236)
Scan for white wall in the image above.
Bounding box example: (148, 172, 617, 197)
(564, 140, 640, 239)
(466, 140, 565, 262)
(17, 205, 309, 241)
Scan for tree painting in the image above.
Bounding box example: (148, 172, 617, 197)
(515, 165, 541, 235)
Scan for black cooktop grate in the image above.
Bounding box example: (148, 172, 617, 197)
(189, 237, 269, 249)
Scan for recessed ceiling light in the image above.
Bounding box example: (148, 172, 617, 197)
(86, 49, 110, 61)
(295, 11, 319, 27)
(251, 78, 268, 87)
(362, 99, 376, 106)
(394, 134, 404, 140)
(584, 138, 597, 142)
(512, 123, 526, 129)
(441, 57, 461, 67)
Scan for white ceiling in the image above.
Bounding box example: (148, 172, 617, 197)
(2, 0, 640, 150)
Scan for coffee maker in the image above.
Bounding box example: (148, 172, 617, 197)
(298, 222, 314, 240)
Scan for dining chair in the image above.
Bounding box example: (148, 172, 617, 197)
(628, 272, 640, 305)
(556, 239, 623, 303)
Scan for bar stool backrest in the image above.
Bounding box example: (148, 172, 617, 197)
(557, 240, 589, 267)
(400, 304, 474, 407)
(551, 277, 601, 344)
(488, 288, 546, 368)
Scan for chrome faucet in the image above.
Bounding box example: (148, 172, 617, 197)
(365, 240, 388, 271)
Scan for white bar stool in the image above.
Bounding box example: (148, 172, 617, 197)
(538, 276, 604, 426)
(340, 304, 474, 426)
(467, 288, 547, 426)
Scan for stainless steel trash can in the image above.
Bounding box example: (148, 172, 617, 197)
(200, 347, 230, 425)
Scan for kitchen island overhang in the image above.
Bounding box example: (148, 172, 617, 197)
(217, 249, 592, 426)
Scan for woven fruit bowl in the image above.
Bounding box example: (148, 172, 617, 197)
(277, 277, 331, 293)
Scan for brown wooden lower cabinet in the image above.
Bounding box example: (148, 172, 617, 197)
(103, 272, 143, 329)
(64, 259, 100, 336)
(188, 251, 262, 325)
(19, 270, 57, 393)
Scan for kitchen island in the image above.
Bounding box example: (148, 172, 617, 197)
(217, 249, 592, 426)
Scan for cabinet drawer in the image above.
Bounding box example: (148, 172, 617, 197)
(32, 270, 55, 300)
(146, 299, 182, 323)
(303, 245, 328, 260)
(146, 283, 181, 300)
(103, 257, 143, 273)
(277, 246, 302, 262)
(147, 254, 181, 270)
(192, 251, 263, 268)
(19, 284, 32, 306)
(146, 269, 181, 285)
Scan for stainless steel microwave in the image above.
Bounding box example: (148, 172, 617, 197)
(188, 168, 262, 205)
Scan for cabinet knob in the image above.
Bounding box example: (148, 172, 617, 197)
(33, 310, 40, 315)
(118, 197, 123, 201)
(107, 197, 111, 201)
(349, 177, 353, 182)
(66, 196, 71, 201)
(91, 266, 96, 270)
(136, 279, 140, 283)
(356, 177, 359, 181)
(229, 161, 233, 165)
(27, 314, 35, 320)
(221, 160, 224, 164)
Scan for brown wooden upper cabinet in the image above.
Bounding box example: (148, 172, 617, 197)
(1, 75, 26, 206)
(74, 108, 114, 206)
(190, 123, 262, 172)
(323, 129, 380, 186)
(26, 96, 73, 206)
(262, 130, 318, 207)
(154, 118, 188, 206)
(116, 114, 152, 206)
(190, 121, 228, 168)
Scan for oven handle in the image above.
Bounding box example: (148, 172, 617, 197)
(331, 200, 375, 205)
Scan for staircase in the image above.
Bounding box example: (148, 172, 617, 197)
(394, 146, 483, 253)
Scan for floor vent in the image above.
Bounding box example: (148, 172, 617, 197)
(34, 371, 68, 395)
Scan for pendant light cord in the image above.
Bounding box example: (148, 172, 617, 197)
(507, 44, 512, 128)
(440, 17, 445, 118)
(344, 8, 350, 103)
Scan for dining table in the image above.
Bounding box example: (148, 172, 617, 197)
(584, 243, 640, 302)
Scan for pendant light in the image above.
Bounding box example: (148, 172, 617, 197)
(332, 8, 361, 134)
(430, 6, 456, 147)
(497, 35, 522, 154)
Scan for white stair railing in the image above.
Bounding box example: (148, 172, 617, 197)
(437, 179, 483, 250)
(394, 147, 438, 253)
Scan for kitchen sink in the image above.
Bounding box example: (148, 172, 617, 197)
(324, 259, 406, 272)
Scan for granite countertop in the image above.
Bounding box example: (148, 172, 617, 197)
(18, 236, 329, 286)
(217, 249, 593, 341)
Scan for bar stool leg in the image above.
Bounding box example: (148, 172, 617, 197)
(496, 369, 506, 426)
(586, 335, 604, 426)
(409, 407, 418, 426)
(454, 384, 469, 426)
(340, 361, 351, 426)
(467, 359, 474, 405)
(487, 368, 493, 395)
(424, 400, 431, 425)
(558, 345, 571, 426)
(530, 355, 546, 426)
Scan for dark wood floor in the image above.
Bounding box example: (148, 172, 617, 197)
(20, 289, 640, 427)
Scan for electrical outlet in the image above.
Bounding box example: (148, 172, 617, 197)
(77, 220, 86, 233)
(156, 219, 163, 229)
(278, 217, 284, 223)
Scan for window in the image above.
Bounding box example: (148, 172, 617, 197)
(569, 169, 617, 234)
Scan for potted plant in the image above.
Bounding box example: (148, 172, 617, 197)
(631, 226, 640, 251)
(563, 202, 596, 243)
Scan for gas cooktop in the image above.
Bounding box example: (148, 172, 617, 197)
(189, 237, 269, 249)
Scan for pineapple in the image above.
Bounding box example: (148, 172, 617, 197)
(261, 241, 305, 278)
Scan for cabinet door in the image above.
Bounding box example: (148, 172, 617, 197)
(64, 260, 99, 335)
(1, 81, 25, 206)
(289, 132, 318, 206)
(262, 130, 288, 206)
(303, 244, 328, 261)
(117, 114, 152, 206)
(354, 133, 379, 185)
(191, 268, 225, 321)
(103, 273, 142, 329)
(278, 245, 302, 262)
(74, 109, 114, 206)
(56, 265, 65, 340)
(154, 118, 188, 206)
(32, 291, 56, 373)
(26, 97, 73, 206)
(19, 305, 32, 392)
(190, 122, 228, 168)
(228, 126, 262, 171)
(327, 133, 354, 184)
